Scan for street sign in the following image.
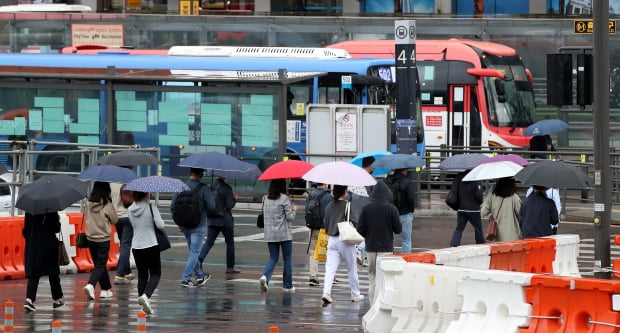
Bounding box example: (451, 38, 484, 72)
(574, 20, 616, 34)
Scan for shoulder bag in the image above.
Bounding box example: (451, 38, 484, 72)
(57, 230, 70, 266)
(445, 178, 459, 211)
(486, 198, 504, 241)
(150, 203, 171, 251)
(76, 215, 89, 248)
(337, 201, 364, 245)
(256, 196, 265, 228)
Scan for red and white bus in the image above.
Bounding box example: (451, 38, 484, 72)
(327, 39, 537, 149)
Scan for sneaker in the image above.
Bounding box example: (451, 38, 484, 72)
(226, 267, 242, 274)
(362, 257, 369, 267)
(351, 294, 365, 302)
(124, 273, 135, 280)
(52, 299, 65, 309)
(138, 294, 152, 314)
(309, 278, 320, 286)
(333, 278, 341, 284)
(23, 299, 36, 311)
(321, 294, 333, 305)
(100, 289, 113, 299)
(83, 284, 95, 300)
(179, 280, 194, 287)
(259, 275, 268, 292)
(195, 273, 211, 286)
(282, 286, 296, 292)
(114, 276, 129, 285)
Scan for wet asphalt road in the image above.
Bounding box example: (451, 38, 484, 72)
(0, 205, 613, 332)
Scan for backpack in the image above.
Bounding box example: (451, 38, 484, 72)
(385, 177, 402, 210)
(305, 190, 328, 230)
(207, 183, 226, 218)
(172, 183, 206, 228)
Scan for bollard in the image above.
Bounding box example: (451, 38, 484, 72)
(51, 320, 62, 333)
(136, 311, 147, 332)
(268, 326, 279, 333)
(4, 300, 14, 333)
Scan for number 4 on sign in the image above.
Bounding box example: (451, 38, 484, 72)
(397, 49, 415, 65)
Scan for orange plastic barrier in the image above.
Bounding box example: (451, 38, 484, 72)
(106, 223, 119, 271)
(0, 216, 26, 280)
(395, 252, 436, 263)
(522, 238, 556, 274)
(522, 275, 620, 333)
(489, 241, 527, 272)
(67, 213, 94, 273)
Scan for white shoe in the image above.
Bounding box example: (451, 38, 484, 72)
(259, 276, 268, 292)
(351, 294, 365, 302)
(83, 284, 95, 300)
(282, 286, 295, 292)
(322, 294, 333, 304)
(100, 289, 113, 299)
(138, 294, 152, 314)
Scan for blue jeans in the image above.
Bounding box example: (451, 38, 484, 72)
(115, 217, 133, 277)
(450, 211, 485, 247)
(199, 225, 235, 269)
(261, 240, 293, 289)
(397, 212, 413, 254)
(182, 225, 206, 281)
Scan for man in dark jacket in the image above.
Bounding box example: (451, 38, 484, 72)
(198, 176, 240, 274)
(519, 185, 559, 238)
(449, 171, 485, 247)
(385, 168, 416, 253)
(357, 181, 401, 303)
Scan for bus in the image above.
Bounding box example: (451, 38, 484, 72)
(327, 39, 537, 149)
(0, 47, 411, 179)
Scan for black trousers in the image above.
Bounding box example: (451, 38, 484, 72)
(87, 240, 112, 290)
(26, 274, 63, 302)
(132, 245, 161, 298)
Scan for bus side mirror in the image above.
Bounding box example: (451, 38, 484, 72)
(494, 79, 506, 103)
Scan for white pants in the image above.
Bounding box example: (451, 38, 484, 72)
(322, 235, 361, 298)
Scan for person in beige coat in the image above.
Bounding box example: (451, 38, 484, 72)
(481, 177, 521, 241)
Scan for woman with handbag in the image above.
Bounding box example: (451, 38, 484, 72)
(83, 181, 118, 301)
(321, 185, 364, 305)
(22, 212, 65, 310)
(258, 178, 297, 292)
(128, 191, 165, 315)
(481, 177, 522, 241)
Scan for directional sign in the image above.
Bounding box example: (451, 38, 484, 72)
(574, 20, 616, 34)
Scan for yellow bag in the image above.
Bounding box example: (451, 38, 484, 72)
(313, 228, 329, 262)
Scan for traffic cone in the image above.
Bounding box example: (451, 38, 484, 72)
(268, 326, 279, 333)
(136, 311, 147, 332)
(51, 320, 62, 333)
(4, 300, 14, 333)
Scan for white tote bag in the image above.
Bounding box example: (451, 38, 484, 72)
(337, 201, 364, 245)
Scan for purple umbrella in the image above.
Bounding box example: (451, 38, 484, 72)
(478, 154, 529, 167)
(302, 161, 377, 186)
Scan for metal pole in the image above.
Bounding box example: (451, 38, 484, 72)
(593, 0, 611, 279)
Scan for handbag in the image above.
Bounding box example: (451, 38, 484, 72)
(257, 196, 265, 228)
(313, 228, 329, 262)
(486, 198, 504, 241)
(76, 215, 89, 248)
(150, 204, 171, 252)
(337, 202, 364, 245)
(445, 178, 459, 211)
(57, 231, 70, 266)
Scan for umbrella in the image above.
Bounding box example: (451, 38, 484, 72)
(462, 161, 523, 181)
(478, 154, 530, 167)
(524, 119, 569, 136)
(372, 153, 425, 170)
(350, 150, 392, 176)
(302, 161, 377, 186)
(514, 160, 591, 189)
(16, 174, 88, 214)
(178, 152, 250, 173)
(438, 153, 488, 171)
(96, 150, 160, 166)
(77, 165, 138, 183)
(210, 161, 262, 181)
(258, 160, 313, 181)
(124, 176, 190, 193)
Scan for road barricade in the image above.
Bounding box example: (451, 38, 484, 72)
(546, 234, 581, 277)
(395, 252, 435, 263)
(0, 216, 25, 280)
(58, 213, 79, 275)
(522, 238, 556, 274)
(431, 244, 490, 269)
(363, 256, 406, 333)
(66, 213, 93, 273)
(489, 241, 528, 272)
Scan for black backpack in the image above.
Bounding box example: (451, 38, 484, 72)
(172, 183, 206, 228)
(305, 190, 328, 230)
(207, 183, 226, 218)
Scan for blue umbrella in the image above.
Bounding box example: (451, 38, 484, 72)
(124, 176, 190, 193)
(178, 152, 251, 173)
(77, 165, 138, 184)
(372, 153, 425, 170)
(524, 119, 568, 136)
(350, 150, 392, 176)
(210, 160, 262, 181)
(438, 153, 488, 171)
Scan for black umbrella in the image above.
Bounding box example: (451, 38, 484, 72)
(438, 153, 488, 171)
(96, 151, 160, 166)
(514, 160, 592, 189)
(16, 174, 88, 214)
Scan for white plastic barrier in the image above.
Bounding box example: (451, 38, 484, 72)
(445, 269, 534, 333)
(546, 234, 581, 277)
(58, 213, 79, 275)
(363, 256, 406, 333)
(431, 244, 491, 269)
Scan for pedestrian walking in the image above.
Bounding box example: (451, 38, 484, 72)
(171, 168, 215, 287)
(128, 191, 164, 315)
(258, 178, 297, 292)
(525, 186, 561, 234)
(356, 181, 401, 304)
(198, 176, 242, 274)
(22, 212, 65, 311)
(481, 177, 521, 242)
(448, 171, 485, 247)
(321, 185, 364, 305)
(111, 179, 135, 285)
(384, 168, 416, 253)
(305, 182, 332, 286)
(83, 181, 118, 301)
(519, 185, 559, 238)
